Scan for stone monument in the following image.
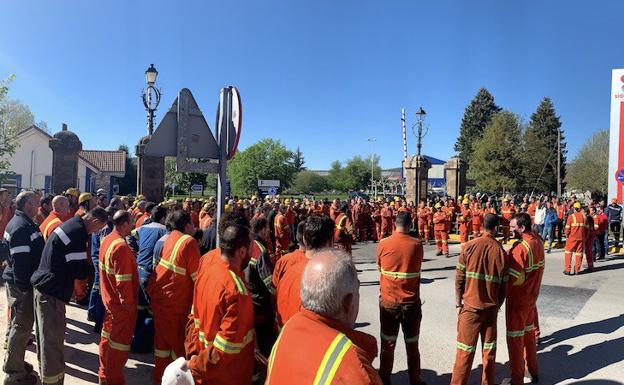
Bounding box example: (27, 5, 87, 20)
(444, 156, 466, 201)
(136, 135, 165, 202)
(49, 123, 82, 194)
(404, 155, 431, 204)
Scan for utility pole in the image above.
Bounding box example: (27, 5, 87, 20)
(557, 127, 561, 197)
(367, 138, 377, 196)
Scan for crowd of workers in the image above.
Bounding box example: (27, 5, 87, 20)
(0, 185, 622, 385)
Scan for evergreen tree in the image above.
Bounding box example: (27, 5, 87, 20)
(454, 88, 501, 166)
(522, 97, 566, 194)
(293, 146, 306, 172)
(469, 111, 524, 193)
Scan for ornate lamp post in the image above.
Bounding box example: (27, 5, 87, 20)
(142, 64, 161, 136)
(403, 106, 431, 204)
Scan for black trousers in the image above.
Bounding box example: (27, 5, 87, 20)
(609, 222, 621, 248)
(379, 301, 423, 385)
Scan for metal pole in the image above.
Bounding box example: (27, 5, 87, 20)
(557, 127, 561, 197)
(417, 117, 423, 157)
(216, 88, 230, 246)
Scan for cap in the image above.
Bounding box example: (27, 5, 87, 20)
(503, 197, 509, 202)
(137, 194, 146, 201)
(96, 188, 106, 196)
(573, 202, 582, 209)
(462, 198, 470, 205)
(434, 203, 442, 209)
(65, 188, 80, 198)
(78, 192, 93, 204)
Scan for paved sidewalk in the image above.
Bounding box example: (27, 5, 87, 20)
(1, 240, 623, 384)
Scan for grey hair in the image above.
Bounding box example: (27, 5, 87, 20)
(300, 248, 359, 318)
(16, 191, 35, 211)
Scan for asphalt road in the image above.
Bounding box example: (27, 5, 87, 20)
(1, 240, 623, 384)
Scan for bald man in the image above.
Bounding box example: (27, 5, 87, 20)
(266, 249, 382, 384)
(40, 196, 71, 241)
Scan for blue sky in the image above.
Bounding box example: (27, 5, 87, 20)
(1, 1, 622, 170)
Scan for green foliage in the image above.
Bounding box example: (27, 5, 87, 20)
(227, 139, 296, 196)
(116, 144, 137, 195)
(522, 97, 566, 194)
(469, 111, 524, 192)
(293, 146, 306, 172)
(566, 130, 608, 194)
(291, 170, 328, 193)
(164, 157, 208, 195)
(454, 88, 501, 166)
(0, 76, 18, 182)
(326, 156, 381, 191)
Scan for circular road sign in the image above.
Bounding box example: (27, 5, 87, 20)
(228, 86, 242, 160)
(616, 168, 624, 183)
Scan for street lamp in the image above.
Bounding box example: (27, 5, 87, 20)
(414, 107, 426, 156)
(367, 138, 377, 196)
(142, 64, 161, 136)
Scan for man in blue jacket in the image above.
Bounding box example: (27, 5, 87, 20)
(543, 201, 558, 254)
(604, 198, 622, 252)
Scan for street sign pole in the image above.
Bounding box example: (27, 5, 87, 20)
(216, 88, 230, 245)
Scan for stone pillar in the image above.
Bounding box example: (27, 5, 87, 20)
(444, 156, 466, 200)
(49, 123, 82, 194)
(136, 135, 165, 202)
(403, 155, 431, 204)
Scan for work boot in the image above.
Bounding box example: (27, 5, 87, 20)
(563, 271, 573, 276)
(435, 251, 442, 256)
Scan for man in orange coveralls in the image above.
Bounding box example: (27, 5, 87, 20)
(458, 198, 473, 249)
(39, 195, 71, 240)
(376, 211, 425, 385)
(148, 210, 201, 384)
(432, 203, 450, 256)
(503, 213, 544, 385)
(265, 249, 382, 385)
(272, 215, 335, 328)
(416, 200, 430, 243)
(274, 204, 290, 258)
(185, 223, 255, 385)
(563, 201, 587, 275)
(334, 203, 354, 255)
(500, 197, 516, 242)
(450, 213, 508, 385)
(98, 210, 138, 385)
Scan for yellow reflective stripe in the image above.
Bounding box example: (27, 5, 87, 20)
(508, 268, 522, 279)
(380, 332, 397, 342)
(336, 216, 347, 230)
(313, 333, 353, 385)
(193, 318, 200, 329)
(456, 341, 476, 352)
(198, 331, 213, 348)
(115, 274, 133, 282)
(42, 371, 65, 383)
(101, 238, 126, 277)
(465, 271, 503, 283)
(229, 271, 248, 295)
(456, 262, 466, 272)
(154, 348, 171, 358)
(379, 268, 420, 279)
(249, 258, 257, 267)
(404, 334, 419, 344)
(158, 234, 192, 275)
(43, 218, 62, 240)
(101, 330, 130, 351)
(507, 330, 525, 337)
(190, 271, 198, 281)
(266, 328, 285, 382)
(213, 329, 255, 354)
(254, 240, 266, 254)
(483, 341, 497, 350)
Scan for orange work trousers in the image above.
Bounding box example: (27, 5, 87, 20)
(564, 239, 584, 273)
(434, 230, 449, 254)
(99, 308, 136, 385)
(505, 303, 538, 385)
(152, 309, 188, 385)
(584, 238, 595, 269)
(450, 307, 498, 385)
(418, 221, 429, 241)
(459, 229, 470, 248)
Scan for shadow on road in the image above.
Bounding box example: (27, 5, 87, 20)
(421, 277, 447, 284)
(421, 265, 456, 273)
(538, 314, 624, 349)
(592, 262, 624, 273)
(391, 363, 507, 385)
(360, 280, 380, 287)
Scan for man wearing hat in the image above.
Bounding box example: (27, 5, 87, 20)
(76, 193, 96, 217)
(563, 202, 587, 275)
(64, 188, 80, 217)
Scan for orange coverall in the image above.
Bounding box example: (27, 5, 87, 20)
(471, 209, 483, 238)
(500, 204, 516, 240)
(98, 230, 139, 385)
(451, 234, 508, 385)
(39, 211, 67, 241)
(564, 211, 587, 273)
(458, 208, 472, 247)
(271, 248, 307, 328)
(433, 211, 449, 255)
(274, 213, 290, 258)
(148, 230, 201, 384)
(506, 232, 544, 385)
(265, 309, 382, 385)
(381, 207, 394, 238)
(417, 207, 430, 241)
(376, 232, 424, 385)
(187, 258, 255, 385)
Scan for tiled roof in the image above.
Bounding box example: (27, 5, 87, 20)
(79, 150, 126, 173)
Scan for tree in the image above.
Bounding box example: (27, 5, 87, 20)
(164, 158, 207, 195)
(116, 144, 137, 195)
(566, 130, 608, 194)
(292, 170, 327, 193)
(522, 97, 566, 194)
(293, 146, 306, 172)
(454, 88, 501, 166)
(0, 76, 18, 182)
(326, 156, 381, 191)
(227, 139, 296, 196)
(469, 111, 524, 193)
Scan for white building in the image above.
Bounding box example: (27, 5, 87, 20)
(2, 125, 126, 196)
